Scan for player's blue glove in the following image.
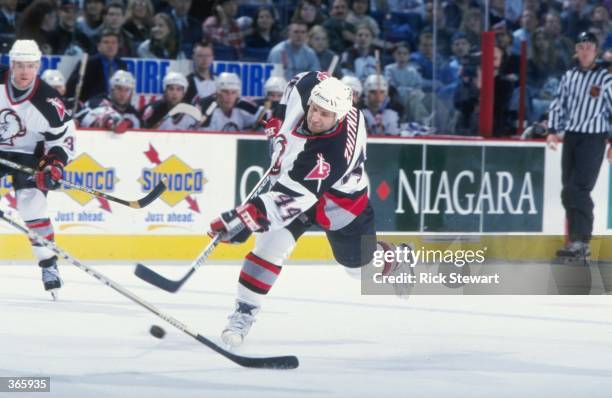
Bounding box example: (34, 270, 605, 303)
(34, 154, 64, 191)
(209, 203, 270, 244)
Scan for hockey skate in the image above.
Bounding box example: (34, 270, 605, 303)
(221, 300, 260, 348)
(378, 241, 415, 298)
(40, 256, 63, 300)
(554, 241, 591, 266)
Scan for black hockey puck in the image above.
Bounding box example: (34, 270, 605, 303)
(150, 325, 166, 339)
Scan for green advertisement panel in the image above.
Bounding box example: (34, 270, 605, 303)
(235, 139, 544, 233)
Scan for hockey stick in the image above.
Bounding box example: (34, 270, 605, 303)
(327, 54, 339, 75)
(0, 208, 298, 370)
(168, 102, 217, 128)
(72, 53, 88, 116)
(0, 157, 167, 209)
(134, 164, 273, 292)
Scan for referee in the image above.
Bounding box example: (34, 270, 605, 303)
(547, 31, 612, 258)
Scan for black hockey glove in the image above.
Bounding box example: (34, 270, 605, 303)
(35, 154, 65, 191)
(209, 203, 270, 244)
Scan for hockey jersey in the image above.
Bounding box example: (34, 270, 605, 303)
(141, 99, 199, 130)
(184, 72, 216, 105)
(199, 95, 263, 132)
(0, 65, 76, 164)
(252, 71, 370, 231)
(361, 98, 401, 136)
(77, 94, 141, 129)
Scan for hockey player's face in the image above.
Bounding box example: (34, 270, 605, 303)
(266, 91, 283, 102)
(307, 103, 337, 134)
(112, 85, 132, 106)
(164, 84, 185, 106)
(367, 90, 386, 107)
(11, 61, 40, 89)
(217, 89, 239, 112)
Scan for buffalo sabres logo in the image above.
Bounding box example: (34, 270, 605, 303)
(305, 153, 331, 192)
(47, 97, 66, 120)
(0, 109, 27, 146)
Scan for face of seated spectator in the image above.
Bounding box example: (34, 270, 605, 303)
(592, 5, 609, 26)
(193, 44, 214, 75)
(98, 34, 120, 58)
(307, 102, 337, 134)
(112, 85, 132, 107)
(355, 26, 373, 50)
(41, 9, 58, 33)
(393, 45, 410, 65)
(288, 22, 308, 47)
(463, 9, 481, 34)
(532, 31, 549, 53)
(452, 38, 470, 59)
(218, 0, 238, 20)
(308, 27, 329, 53)
(85, 0, 105, 22)
(255, 8, 274, 33)
(104, 4, 126, 31)
(351, 0, 368, 16)
(520, 10, 537, 32)
(11, 61, 40, 90)
(544, 13, 561, 36)
(425, 0, 444, 25)
(164, 84, 185, 107)
(171, 0, 192, 17)
(493, 47, 503, 71)
(330, 0, 348, 20)
(128, 0, 152, 21)
(418, 35, 434, 60)
(151, 14, 170, 41)
(495, 27, 512, 50)
(217, 89, 239, 113)
(575, 41, 597, 69)
(299, 1, 317, 24)
(59, 2, 77, 30)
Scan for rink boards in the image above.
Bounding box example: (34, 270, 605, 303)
(1, 130, 611, 262)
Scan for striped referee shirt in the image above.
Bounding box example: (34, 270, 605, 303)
(548, 64, 612, 134)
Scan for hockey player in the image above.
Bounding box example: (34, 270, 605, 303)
(40, 69, 76, 113)
(209, 72, 408, 347)
(255, 76, 288, 127)
(360, 74, 401, 136)
(77, 70, 141, 133)
(341, 75, 363, 105)
(199, 72, 263, 132)
(141, 71, 199, 130)
(0, 40, 76, 299)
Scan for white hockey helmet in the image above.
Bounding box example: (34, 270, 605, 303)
(41, 69, 66, 86)
(110, 70, 136, 89)
(364, 74, 388, 93)
(309, 77, 353, 120)
(264, 76, 288, 95)
(215, 72, 241, 94)
(9, 40, 42, 63)
(163, 71, 188, 90)
(341, 75, 363, 97)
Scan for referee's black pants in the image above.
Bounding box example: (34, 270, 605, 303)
(561, 132, 607, 243)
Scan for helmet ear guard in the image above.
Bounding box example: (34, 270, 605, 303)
(308, 77, 354, 121)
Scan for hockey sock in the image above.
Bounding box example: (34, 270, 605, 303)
(25, 218, 56, 262)
(237, 252, 282, 304)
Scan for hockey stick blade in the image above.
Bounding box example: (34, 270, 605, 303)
(131, 177, 168, 208)
(134, 263, 195, 293)
(0, 208, 298, 370)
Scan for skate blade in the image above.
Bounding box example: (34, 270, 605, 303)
(49, 289, 60, 301)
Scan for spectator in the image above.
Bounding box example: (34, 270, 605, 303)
(137, 13, 185, 59)
(0, 0, 19, 36)
(410, 31, 444, 92)
(66, 29, 128, 103)
(184, 41, 217, 104)
(123, 0, 154, 48)
(591, 5, 612, 49)
(268, 20, 320, 81)
(453, 59, 480, 135)
(459, 7, 482, 50)
(75, 0, 105, 51)
(493, 21, 520, 78)
(202, 0, 245, 54)
(15, 0, 57, 55)
(444, 0, 475, 31)
(384, 43, 428, 123)
(49, 0, 89, 57)
(346, 0, 380, 38)
(165, 0, 202, 56)
(245, 6, 281, 48)
(440, 32, 471, 85)
(561, 0, 593, 40)
(308, 25, 342, 78)
(543, 10, 574, 67)
(77, 70, 141, 132)
(291, 0, 326, 30)
(511, 8, 538, 55)
(341, 75, 363, 105)
(141, 72, 200, 130)
(529, 27, 567, 88)
(422, 0, 453, 57)
(360, 74, 401, 136)
(322, 0, 355, 54)
(199, 72, 264, 131)
(101, 1, 135, 57)
(341, 24, 377, 81)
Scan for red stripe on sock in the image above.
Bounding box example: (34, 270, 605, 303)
(246, 252, 281, 275)
(239, 271, 271, 291)
(27, 220, 51, 229)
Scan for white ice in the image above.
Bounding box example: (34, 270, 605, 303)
(0, 262, 611, 398)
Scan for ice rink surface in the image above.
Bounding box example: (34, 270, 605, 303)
(1, 262, 611, 398)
